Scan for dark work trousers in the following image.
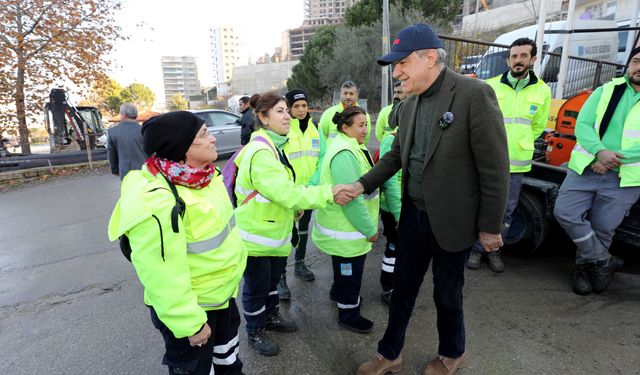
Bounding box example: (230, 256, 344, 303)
(330, 253, 367, 323)
(150, 299, 243, 375)
(295, 209, 313, 261)
(380, 209, 398, 293)
(242, 256, 287, 333)
(378, 202, 469, 360)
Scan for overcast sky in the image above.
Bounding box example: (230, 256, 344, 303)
(108, 0, 304, 106)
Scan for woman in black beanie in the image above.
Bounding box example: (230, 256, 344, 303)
(108, 111, 248, 375)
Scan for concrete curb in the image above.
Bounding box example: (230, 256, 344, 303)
(0, 160, 109, 186)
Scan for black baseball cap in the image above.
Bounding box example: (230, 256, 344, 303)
(377, 23, 443, 66)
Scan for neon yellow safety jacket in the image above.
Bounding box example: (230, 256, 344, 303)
(283, 117, 320, 186)
(375, 104, 394, 142)
(312, 132, 380, 258)
(108, 166, 247, 338)
(234, 129, 334, 257)
(487, 71, 551, 173)
(568, 77, 640, 187)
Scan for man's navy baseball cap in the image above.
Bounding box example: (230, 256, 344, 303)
(377, 23, 443, 66)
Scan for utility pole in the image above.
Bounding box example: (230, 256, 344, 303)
(556, 0, 576, 99)
(475, 0, 480, 34)
(381, 0, 391, 107)
(534, 0, 548, 75)
(625, 0, 640, 63)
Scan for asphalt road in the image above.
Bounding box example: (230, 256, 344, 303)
(1, 168, 640, 375)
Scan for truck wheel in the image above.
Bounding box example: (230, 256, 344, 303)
(505, 190, 548, 256)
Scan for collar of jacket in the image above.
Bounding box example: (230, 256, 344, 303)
(264, 129, 289, 149)
(500, 69, 539, 90)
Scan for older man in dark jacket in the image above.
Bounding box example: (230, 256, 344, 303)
(355, 24, 509, 375)
(107, 103, 149, 180)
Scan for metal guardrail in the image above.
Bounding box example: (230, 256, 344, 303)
(0, 149, 107, 173)
(438, 34, 625, 98)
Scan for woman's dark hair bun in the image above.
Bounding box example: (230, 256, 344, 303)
(331, 111, 341, 125)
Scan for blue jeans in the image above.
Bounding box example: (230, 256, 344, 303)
(378, 202, 469, 360)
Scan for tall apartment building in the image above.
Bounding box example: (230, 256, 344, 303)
(161, 56, 201, 104)
(282, 0, 359, 60)
(210, 25, 249, 96)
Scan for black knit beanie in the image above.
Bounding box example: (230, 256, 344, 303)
(285, 89, 308, 107)
(141, 111, 204, 162)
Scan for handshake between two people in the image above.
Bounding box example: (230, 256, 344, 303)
(331, 181, 365, 206)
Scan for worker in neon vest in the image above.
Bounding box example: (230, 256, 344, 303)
(233, 92, 355, 357)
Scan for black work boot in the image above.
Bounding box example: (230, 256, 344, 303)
(294, 260, 315, 282)
(248, 328, 279, 357)
(465, 251, 482, 270)
(277, 274, 290, 300)
(339, 315, 374, 334)
(590, 255, 624, 293)
(573, 263, 593, 295)
(487, 252, 505, 273)
(265, 307, 298, 332)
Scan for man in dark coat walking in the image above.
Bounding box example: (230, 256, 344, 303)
(107, 103, 149, 180)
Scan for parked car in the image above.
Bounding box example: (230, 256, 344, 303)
(190, 109, 242, 157)
(460, 54, 482, 74)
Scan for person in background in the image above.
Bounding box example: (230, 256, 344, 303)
(318, 80, 372, 146)
(233, 92, 355, 357)
(375, 82, 407, 142)
(276, 89, 321, 301)
(466, 37, 551, 273)
(353, 23, 508, 375)
(106, 103, 149, 180)
(312, 106, 380, 334)
(237, 96, 254, 146)
(554, 47, 640, 295)
(108, 111, 248, 375)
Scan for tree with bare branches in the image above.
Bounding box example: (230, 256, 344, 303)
(0, 0, 123, 154)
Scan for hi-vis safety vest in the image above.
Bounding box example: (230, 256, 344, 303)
(108, 166, 247, 338)
(487, 72, 550, 173)
(234, 129, 294, 257)
(284, 117, 320, 186)
(568, 77, 640, 187)
(319, 103, 373, 146)
(312, 133, 380, 258)
(375, 103, 394, 142)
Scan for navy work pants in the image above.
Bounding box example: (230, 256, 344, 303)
(242, 256, 287, 332)
(150, 299, 243, 375)
(330, 253, 367, 323)
(380, 209, 398, 293)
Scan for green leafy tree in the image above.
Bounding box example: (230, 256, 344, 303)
(0, 0, 123, 154)
(167, 93, 188, 111)
(345, 0, 462, 28)
(120, 82, 155, 111)
(287, 25, 337, 103)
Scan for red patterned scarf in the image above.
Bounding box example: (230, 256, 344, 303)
(146, 155, 215, 189)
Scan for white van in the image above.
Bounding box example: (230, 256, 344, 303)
(474, 20, 619, 98)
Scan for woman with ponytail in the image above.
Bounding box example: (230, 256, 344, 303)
(312, 106, 380, 334)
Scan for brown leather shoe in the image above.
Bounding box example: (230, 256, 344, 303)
(423, 353, 465, 375)
(356, 352, 403, 375)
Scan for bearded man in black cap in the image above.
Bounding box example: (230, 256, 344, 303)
(554, 46, 640, 296)
(349, 23, 509, 375)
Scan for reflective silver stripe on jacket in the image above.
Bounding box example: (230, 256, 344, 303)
(328, 133, 337, 139)
(364, 191, 379, 200)
(314, 220, 366, 240)
(235, 185, 271, 203)
(199, 293, 234, 308)
(623, 129, 640, 138)
(503, 117, 532, 126)
(573, 144, 595, 157)
(187, 216, 236, 254)
(239, 229, 292, 248)
(510, 159, 533, 167)
(287, 150, 321, 160)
